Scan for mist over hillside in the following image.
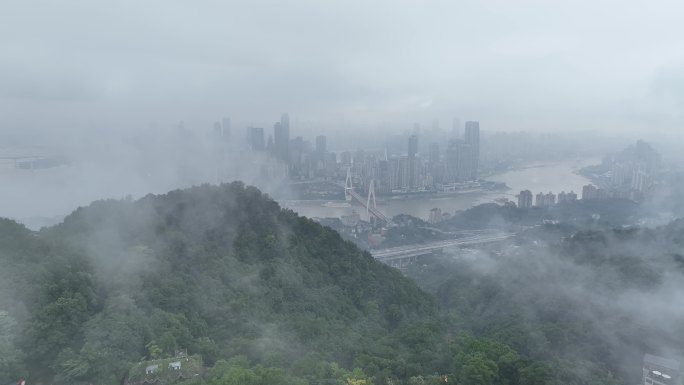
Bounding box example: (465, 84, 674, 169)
(4, 1, 684, 384)
(2, 182, 683, 384)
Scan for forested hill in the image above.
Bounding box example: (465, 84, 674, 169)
(0, 182, 441, 385)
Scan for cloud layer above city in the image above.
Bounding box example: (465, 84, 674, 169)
(1, 0, 683, 134)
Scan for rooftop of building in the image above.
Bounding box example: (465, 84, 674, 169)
(644, 354, 680, 372)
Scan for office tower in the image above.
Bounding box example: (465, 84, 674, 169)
(398, 156, 410, 190)
(249, 127, 265, 151)
(274, 113, 290, 163)
(428, 143, 439, 167)
(213, 121, 222, 140)
(464, 121, 480, 180)
(407, 135, 419, 189)
(445, 140, 458, 183)
(517, 190, 533, 208)
(444, 139, 471, 183)
(408, 135, 418, 158)
(315, 135, 327, 156)
(535, 192, 545, 207)
(409, 156, 422, 189)
(428, 142, 440, 184)
(326, 152, 337, 178)
(456, 142, 472, 182)
(221, 117, 231, 139)
(378, 159, 391, 193)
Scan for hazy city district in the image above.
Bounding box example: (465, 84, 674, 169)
(2, 114, 683, 385)
(3, 2, 684, 385)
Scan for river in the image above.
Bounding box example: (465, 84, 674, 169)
(280, 158, 597, 222)
(0, 153, 596, 228)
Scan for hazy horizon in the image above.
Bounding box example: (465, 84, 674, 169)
(1, 0, 683, 137)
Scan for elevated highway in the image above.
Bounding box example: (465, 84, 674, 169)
(371, 231, 514, 267)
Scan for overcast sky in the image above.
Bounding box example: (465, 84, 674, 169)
(1, 0, 684, 136)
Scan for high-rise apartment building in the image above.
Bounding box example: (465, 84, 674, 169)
(517, 190, 533, 208)
(444, 140, 472, 183)
(221, 117, 231, 139)
(408, 135, 419, 189)
(428, 143, 439, 167)
(315, 135, 326, 155)
(249, 127, 265, 151)
(274, 113, 290, 163)
(408, 135, 418, 158)
(464, 121, 480, 180)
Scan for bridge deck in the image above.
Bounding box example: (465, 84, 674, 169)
(371, 232, 513, 261)
(346, 188, 389, 223)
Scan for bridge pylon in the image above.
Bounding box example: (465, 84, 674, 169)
(344, 167, 353, 201)
(366, 179, 377, 217)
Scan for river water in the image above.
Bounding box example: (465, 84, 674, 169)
(280, 158, 596, 222)
(0, 152, 596, 228)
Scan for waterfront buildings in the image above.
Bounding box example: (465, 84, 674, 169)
(242, 115, 483, 196)
(517, 190, 533, 208)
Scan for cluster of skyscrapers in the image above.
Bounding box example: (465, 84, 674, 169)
(600, 140, 661, 197)
(243, 115, 481, 195)
(245, 113, 332, 180)
(357, 121, 481, 194)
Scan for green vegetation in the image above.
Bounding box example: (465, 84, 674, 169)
(406, 221, 684, 385)
(1, 182, 541, 385)
(1, 182, 679, 385)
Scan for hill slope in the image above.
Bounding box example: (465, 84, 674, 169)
(0, 182, 443, 384)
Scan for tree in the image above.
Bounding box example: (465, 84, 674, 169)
(460, 354, 498, 385)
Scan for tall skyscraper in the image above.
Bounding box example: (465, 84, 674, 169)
(408, 135, 418, 158)
(213, 121, 222, 140)
(445, 139, 472, 183)
(249, 127, 265, 151)
(428, 143, 439, 167)
(315, 135, 327, 156)
(274, 114, 290, 163)
(455, 142, 472, 181)
(221, 117, 231, 139)
(464, 121, 480, 180)
(445, 140, 457, 183)
(408, 135, 419, 190)
(398, 156, 410, 190)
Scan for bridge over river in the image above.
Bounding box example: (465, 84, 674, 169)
(371, 230, 514, 268)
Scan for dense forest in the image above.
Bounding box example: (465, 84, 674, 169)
(0, 182, 682, 384)
(406, 220, 684, 385)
